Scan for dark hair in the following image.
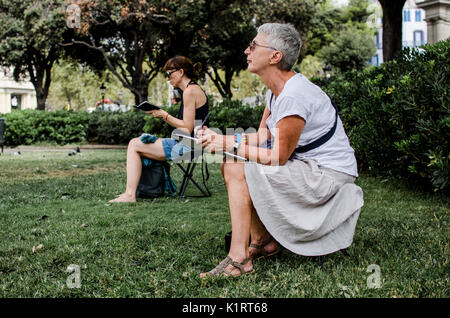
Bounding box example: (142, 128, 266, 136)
(163, 56, 202, 80)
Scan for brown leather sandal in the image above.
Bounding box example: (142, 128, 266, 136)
(249, 237, 283, 260)
(201, 256, 254, 278)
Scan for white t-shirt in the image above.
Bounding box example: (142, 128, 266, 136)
(265, 73, 358, 177)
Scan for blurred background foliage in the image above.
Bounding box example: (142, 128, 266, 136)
(1, 0, 378, 111)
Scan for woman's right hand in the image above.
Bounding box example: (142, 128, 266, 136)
(193, 125, 205, 138)
(196, 127, 235, 153)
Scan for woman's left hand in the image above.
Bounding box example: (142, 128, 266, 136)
(146, 109, 168, 119)
(196, 127, 234, 153)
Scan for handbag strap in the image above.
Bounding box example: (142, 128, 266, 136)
(294, 100, 338, 153)
(267, 92, 338, 154)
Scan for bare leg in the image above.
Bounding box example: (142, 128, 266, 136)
(250, 207, 271, 243)
(249, 207, 279, 258)
(200, 162, 254, 277)
(218, 162, 278, 259)
(109, 137, 166, 203)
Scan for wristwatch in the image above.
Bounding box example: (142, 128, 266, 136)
(233, 134, 241, 154)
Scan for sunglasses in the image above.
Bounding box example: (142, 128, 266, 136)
(165, 69, 178, 78)
(248, 40, 277, 52)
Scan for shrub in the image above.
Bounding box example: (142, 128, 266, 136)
(2, 110, 88, 146)
(141, 100, 264, 137)
(209, 99, 264, 134)
(314, 39, 450, 192)
(1, 100, 264, 147)
(85, 111, 146, 144)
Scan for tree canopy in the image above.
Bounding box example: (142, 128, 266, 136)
(318, 0, 377, 73)
(65, 0, 325, 101)
(0, 0, 387, 109)
(0, 0, 67, 110)
(319, 24, 376, 72)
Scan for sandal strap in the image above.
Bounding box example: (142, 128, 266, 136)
(231, 256, 253, 274)
(249, 237, 273, 251)
(208, 256, 232, 276)
(207, 256, 252, 276)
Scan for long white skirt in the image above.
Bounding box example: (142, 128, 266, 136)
(244, 159, 364, 256)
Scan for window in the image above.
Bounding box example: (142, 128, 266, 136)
(404, 10, 411, 22)
(374, 33, 380, 48)
(415, 10, 422, 22)
(369, 55, 379, 67)
(414, 31, 424, 47)
(11, 94, 22, 110)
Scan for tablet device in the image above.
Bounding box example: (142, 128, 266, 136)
(134, 101, 161, 111)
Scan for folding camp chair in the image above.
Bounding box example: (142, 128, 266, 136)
(172, 111, 211, 199)
(176, 151, 211, 199)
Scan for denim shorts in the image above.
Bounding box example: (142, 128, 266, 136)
(161, 138, 192, 161)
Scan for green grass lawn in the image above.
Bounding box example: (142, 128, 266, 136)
(0, 149, 448, 298)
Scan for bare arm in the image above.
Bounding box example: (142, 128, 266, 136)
(236, 115, 305, 165)
(243, 106, 271, 146)
(198, 114, 305, 166)
(149, 87, 200, 134)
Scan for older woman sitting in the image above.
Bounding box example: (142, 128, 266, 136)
(196, 23, 364, 277)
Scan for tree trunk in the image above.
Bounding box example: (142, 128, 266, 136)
(131, 73, 151, 105)
(379, 0, 406, 62)
(36, 92, 46, 110)
(30, 71, 47, 111)
(206, 67, 233, 99)
(224, 68, 234, 99)
(27, 51, 56, 111)
(134, 87, 148, 105)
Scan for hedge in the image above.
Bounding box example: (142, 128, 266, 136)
(1, 100, 264, 147)
(313, 38, 449, 192)
(1, 110, 89, 146)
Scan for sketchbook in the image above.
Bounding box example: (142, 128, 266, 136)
(174, 134, 247, 161)
(134, 101, 161, 111)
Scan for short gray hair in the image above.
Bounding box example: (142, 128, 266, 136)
(257, 23, 302, 70)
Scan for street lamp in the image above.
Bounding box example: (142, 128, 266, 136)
(100, 83, 106, 110)
(323, 64, 332, 78)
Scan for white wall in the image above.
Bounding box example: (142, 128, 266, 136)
(0, 68, 37, 114)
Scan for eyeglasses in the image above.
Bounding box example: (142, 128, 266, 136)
(165, 69, 178, 78)
(248, 40, 277, 52)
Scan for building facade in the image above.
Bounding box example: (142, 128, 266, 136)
(416, 0, 450, 43)
(0, 68, 37, 114)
